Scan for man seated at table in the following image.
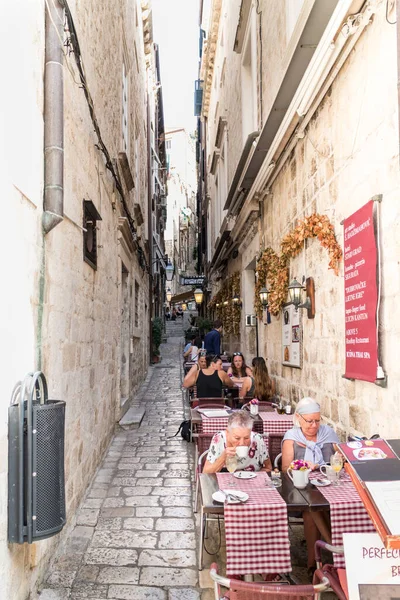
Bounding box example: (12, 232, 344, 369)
(203, 411, 272, 473)
(282, 397, 339, 578)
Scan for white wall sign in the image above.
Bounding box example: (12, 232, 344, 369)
(281, 303, 302, 368)
(343, 533, 400, 600)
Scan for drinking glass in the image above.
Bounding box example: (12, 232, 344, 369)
(225, 455, 238, 486)
(330, 453, 343, 485)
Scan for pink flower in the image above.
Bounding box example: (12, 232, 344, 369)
(289, 459, 309, 471)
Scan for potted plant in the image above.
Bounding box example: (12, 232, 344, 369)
(152, 317, 163, 363)
(196, 317, 213, 337)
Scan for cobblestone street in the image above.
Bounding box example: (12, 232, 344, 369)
(37, 320, 215, 600)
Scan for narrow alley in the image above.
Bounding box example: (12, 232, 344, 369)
(37, 318, 213, 600)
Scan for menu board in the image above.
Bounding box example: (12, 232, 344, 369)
(344, 200, 379, 382)
(282, 303, 302, 368)
(338, 439, 400, 482)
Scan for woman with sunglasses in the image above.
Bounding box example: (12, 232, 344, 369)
(282, 397, 339, 576)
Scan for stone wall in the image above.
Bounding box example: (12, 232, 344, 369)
(204, 1, 400, 438)
(258, 7, 400, 439)
(0, 0, 152, 598)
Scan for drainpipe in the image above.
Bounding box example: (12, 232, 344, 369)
(147, 93, 154, 363)
(397, 0, 400, 161)
(43, 0, 64, 234)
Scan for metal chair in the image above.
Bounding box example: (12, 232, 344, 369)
(193, 433, 214, 513)
(210, 563, 331, 599)
(313, 541, 348, 600)
(268, 433, 284, 469)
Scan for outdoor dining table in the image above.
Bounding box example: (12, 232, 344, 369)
(199, 472, 296, 575)
(259, 410, 294, 435)
(199, 469, 376, 573)
(192, 409, 263, 435)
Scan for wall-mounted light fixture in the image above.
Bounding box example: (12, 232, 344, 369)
(166, 289, 172, 303)
(194, 288, 204, 305)
(259, 287, 269, 307)
(223, 300, 229, 306)
(232, 294, 242, 307)
(216, 303, 220, 308)
(288, 276, 315, 318)
(165, 261, 175, 282)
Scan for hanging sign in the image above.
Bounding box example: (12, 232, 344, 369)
(344, 200, 378, 382)
(180, 276, 205, 286)
(282, 303, 302, 368)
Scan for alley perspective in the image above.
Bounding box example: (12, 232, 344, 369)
(3, 0, 400, 598)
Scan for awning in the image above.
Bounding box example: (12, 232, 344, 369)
(170, 290, 195, 303)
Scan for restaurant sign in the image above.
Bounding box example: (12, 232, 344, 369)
(344, 200, 379, 382)
(343, 533, 400, 600)
(180, 276, 205, 286)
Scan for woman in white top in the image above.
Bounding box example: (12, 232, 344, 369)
(183, 336, 202, 362)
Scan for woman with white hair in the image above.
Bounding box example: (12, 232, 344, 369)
(203, 411, 271, 473)
(282, 397, 339, 471)
(282, 397, 339, 577)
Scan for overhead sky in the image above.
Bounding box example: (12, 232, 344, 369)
(152, 0, 199, 134)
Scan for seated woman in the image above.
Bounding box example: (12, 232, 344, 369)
(183, 354, 234, 398)
(282, 397, 339, 576)
(227, 352, 253, 383)
(242, 356, 275, 403)
(185, 353, 207, 377)
(204, 411, 271, 473)
(183, 336, 202, 362)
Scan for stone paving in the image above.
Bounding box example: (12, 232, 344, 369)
(38, 320, 210, 600)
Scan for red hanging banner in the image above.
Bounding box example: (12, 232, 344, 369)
(344, 200, 378, 382)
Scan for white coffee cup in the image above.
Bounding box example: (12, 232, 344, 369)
(236, 445, 249, 459)
(319, 464, 337, 483)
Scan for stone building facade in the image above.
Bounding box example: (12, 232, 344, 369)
(0, 0, 165, 597)
(198, 0, 400, 438)
(164, 128, 198, 302)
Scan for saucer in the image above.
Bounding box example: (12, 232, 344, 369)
(212, 489, 249, 504)
(233, 471, 257, 479)
(311, 479, 331, 487)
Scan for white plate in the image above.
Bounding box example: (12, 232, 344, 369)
(347, 441, 362, 449)
(212, 489, 249, 504)
(311, 479, 331, 487)
(353, 447, 387, 460)
(233, 471, 257, 479)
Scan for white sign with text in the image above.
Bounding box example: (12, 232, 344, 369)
(343, 533, 400, 600)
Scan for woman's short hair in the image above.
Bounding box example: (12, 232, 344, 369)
(293, 397, 321, 427)
(227, 410, 253, 431)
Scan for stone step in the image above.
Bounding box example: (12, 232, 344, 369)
(118, 406, 145, 430)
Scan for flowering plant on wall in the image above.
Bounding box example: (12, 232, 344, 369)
(255, 213, 342, 317)
(209, 272, 241, 335)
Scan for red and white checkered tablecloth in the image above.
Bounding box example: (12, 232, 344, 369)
(216, 472, 291, 575)
(259, 411, 293, 435)
(200, 414, 263, 435)
(309, 472, 375, 568)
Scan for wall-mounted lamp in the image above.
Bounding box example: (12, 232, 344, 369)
(166, 289, 172, 303)
(259, 287, 269, 307)
(194, 288, 204, 305)
(216, 303, 220, 308)
(181, 303, 187, 311)
(223, 300, 229, 306)
(288, 276, 315, 318)
(165, 261, 175, 282)
(232, 294, 242, 307)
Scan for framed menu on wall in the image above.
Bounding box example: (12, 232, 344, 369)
(282, 303, 302, 368)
